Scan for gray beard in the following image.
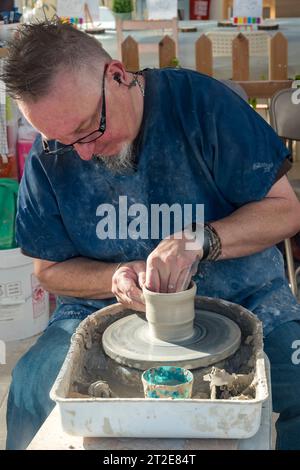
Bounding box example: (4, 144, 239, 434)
(92, 142, 134, 173)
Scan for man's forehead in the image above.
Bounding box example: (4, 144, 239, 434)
(18, 72, 100, 139)
(52, 67, 100, 96)
(20, 101, 90, 139)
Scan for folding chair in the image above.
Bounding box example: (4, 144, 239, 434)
(270, 87, 300, 296)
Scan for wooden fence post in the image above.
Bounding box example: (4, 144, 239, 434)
(0, 48, 8, 58)
(121, 36, 139, 72)
(159, 35, 176, 68)
(269, 32, 288, 80)
(232, 33, 249, 81)
(195, 35, 213, 76)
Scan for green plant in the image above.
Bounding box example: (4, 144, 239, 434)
(112, 0, 133, 13)
(294, 74, 300, 87)
(170, 57, 181, 68)
(248, 75, 266, 109)
(248, 97, 257, 109)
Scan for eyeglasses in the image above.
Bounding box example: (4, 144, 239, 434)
(42, 66, 107, 156)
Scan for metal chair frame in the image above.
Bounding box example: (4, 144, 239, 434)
(270, 87, 300, 296)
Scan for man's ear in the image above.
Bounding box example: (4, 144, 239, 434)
(107, 61, 128, 85)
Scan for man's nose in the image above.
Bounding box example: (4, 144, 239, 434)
(73, 141, 96, 160)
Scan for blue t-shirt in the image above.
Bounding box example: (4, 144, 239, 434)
(16, 68, 300, 335)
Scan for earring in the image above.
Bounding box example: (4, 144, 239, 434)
(113, 73, 122, 85)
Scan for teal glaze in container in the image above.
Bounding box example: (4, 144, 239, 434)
(142, 366, 193, 399)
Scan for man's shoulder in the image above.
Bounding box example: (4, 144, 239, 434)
(25, 136, 75, 175)
(147, 67, 216, 85)
(145, 67, 230, 105)
(25, 134, 45, 167)
(30, 133, 44, 156)
(22, 135, 59, 184)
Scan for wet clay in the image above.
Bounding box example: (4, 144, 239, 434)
(143, 283, 197, 341)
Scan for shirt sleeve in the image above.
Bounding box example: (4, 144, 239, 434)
(199, 80, 291, 207)
(275, 158, 292, 182)
(16, 140, 79, 262)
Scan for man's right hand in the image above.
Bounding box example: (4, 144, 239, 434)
(111, 261, 146, 312)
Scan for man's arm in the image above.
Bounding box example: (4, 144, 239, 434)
(34, 257, 119, 299)
(145, 176, 300, 293)
(212, 175, 300, 259)
(34, 257, 147, 311)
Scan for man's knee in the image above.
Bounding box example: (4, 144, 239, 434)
(10, 318, 81, 410)
(264, 320, 300, 413)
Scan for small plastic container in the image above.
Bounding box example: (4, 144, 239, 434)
(0, 154, 18, 179)
(0, 96, 19, 180)
(17, 119, 38, 179)
(142, 366, 194, 399)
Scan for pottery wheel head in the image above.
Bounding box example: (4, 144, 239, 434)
(102, 310, 241, 370)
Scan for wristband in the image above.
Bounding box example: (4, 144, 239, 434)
(191, 222, 222, 261)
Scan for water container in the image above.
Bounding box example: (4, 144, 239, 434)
(0, 248, 49, 341)
(0, 96, 19, 180)
(0, 154, 18, 179)
(17, 139, 34, 180)
(0, 178, 18, 249)
(17, 119, 37, 180)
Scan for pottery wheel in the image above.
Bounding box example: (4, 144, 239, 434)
(102, 310, 241, 370)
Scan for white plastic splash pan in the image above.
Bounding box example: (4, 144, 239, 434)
(51, 297, 269, 439)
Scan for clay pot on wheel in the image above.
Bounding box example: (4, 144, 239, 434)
(143, 282, 197, 342)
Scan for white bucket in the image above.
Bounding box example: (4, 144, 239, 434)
(0, 248, 49, 341)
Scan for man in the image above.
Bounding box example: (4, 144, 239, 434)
(2, 20, 300, 450)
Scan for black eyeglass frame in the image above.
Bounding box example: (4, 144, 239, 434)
(42, 65, 107, 156)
